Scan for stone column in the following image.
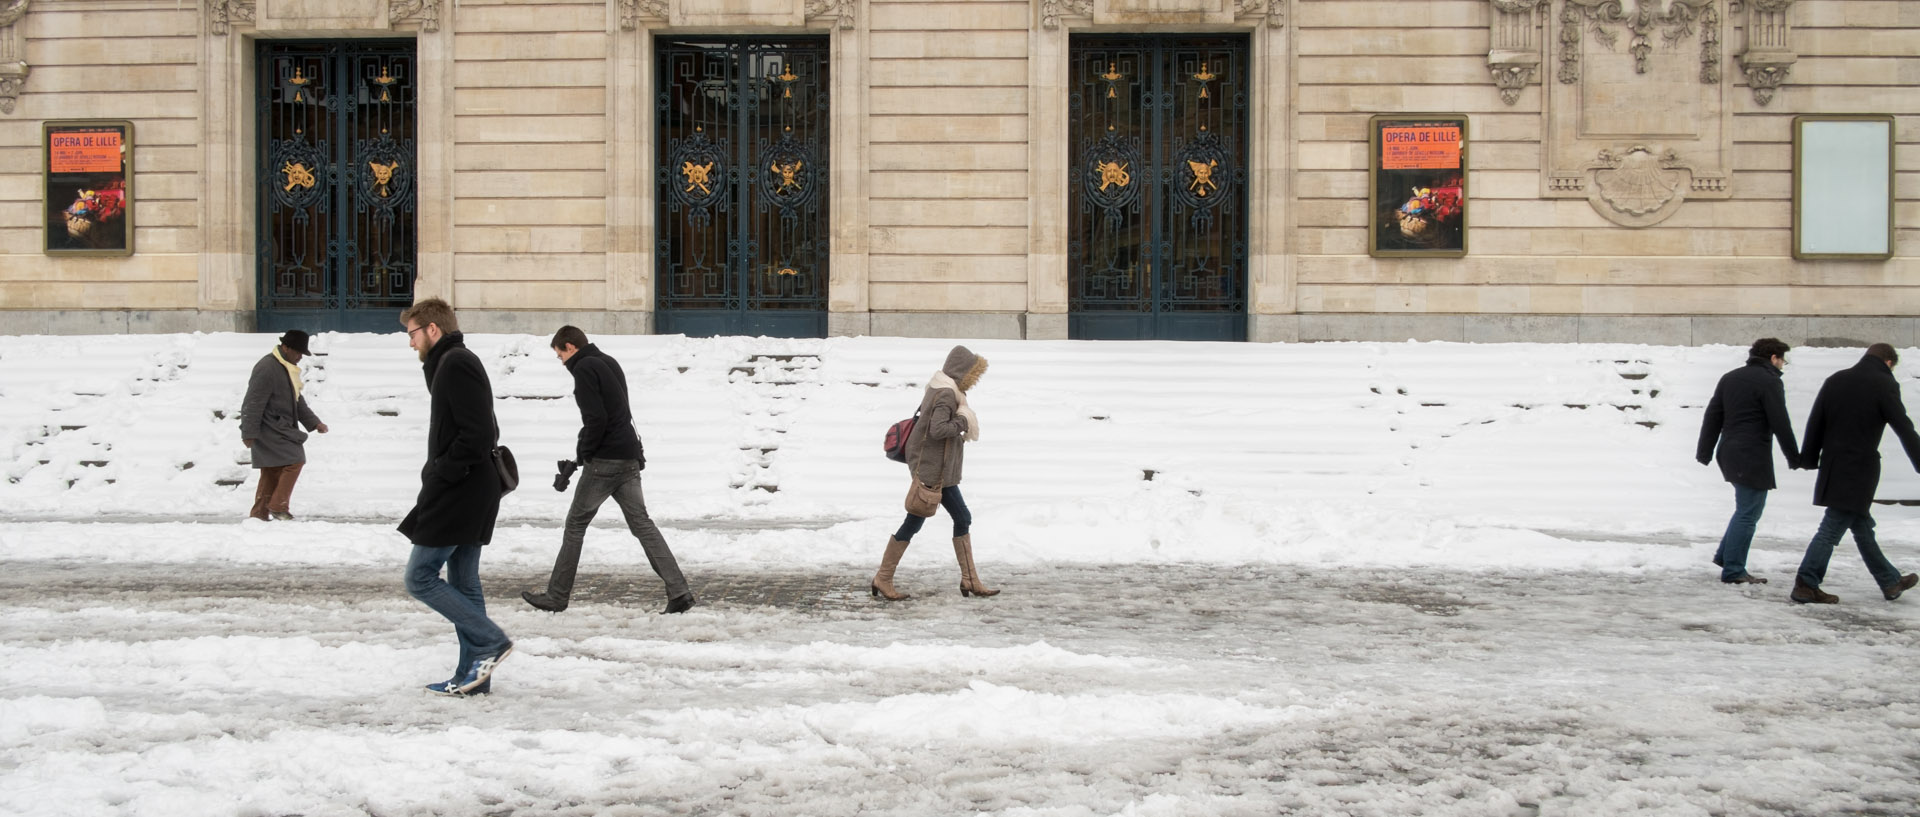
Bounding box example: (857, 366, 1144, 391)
(413, 12, 454, 304)
(1247, 5, 1295, 342)
(1025, 3, 1072, 340)
(826, 2, 871, 337)
(198, 12, 251, 327)
(607, 4, 652, 332)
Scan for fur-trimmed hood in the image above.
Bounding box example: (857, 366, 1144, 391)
(942, 345, 988, 392)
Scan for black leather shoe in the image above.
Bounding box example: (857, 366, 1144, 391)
(1883, 573, 1918, 601)
(521, 590, 567, 612)
(663, 594, 695, 614)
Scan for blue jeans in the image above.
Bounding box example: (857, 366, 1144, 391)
(1796, 507, 1902, 590)
(1714, 483, 1768, 581)
(406, 543, 510, 685)
(894, 485, 971, 542)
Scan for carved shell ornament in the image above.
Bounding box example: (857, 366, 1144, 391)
(1587, 145, 1693, 227)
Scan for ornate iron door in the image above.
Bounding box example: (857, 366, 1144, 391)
(1069, 36, 1248, 341)
(657, 38, 830, 338)
(257, 40, 417, 334)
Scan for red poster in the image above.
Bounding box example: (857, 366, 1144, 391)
(1380, 126, 1461, 170)
(49, 131, 124, 174)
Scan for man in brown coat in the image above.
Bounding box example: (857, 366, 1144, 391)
(239, 330, 328, 520)
(871, 344, 998, 601)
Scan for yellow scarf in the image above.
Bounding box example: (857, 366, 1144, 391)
(273, 346, 303, 400)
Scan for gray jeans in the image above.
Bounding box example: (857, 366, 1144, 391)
(552, 458, 688, 600)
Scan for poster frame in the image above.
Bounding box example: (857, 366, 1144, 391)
(43, 119, 135, 257)
(1792, 114, 1894, 261)
(1367, 113, 1469, 258)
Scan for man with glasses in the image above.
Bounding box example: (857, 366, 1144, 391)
(398, 298, 513, 694)
(1791, 343, 1920, 604)
(1697, 338, 1799, 584)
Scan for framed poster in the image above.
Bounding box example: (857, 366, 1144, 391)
(1793, 115, 1894, 260)
(1368, 114, 1468, 257)
(43, 120, 133, 256)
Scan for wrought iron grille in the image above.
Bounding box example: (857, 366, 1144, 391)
(1069, 36, 1248, 341)
(657, 38, 830, 338)
(257, 40, 417, 333)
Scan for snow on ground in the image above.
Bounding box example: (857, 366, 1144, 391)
(2, 333, 1918, 816)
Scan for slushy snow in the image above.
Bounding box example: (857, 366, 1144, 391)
(1, 333, 1916, 816)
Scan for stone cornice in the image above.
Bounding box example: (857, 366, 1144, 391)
(208, 0, 253, 35)
(390, 0, 443, 32)
(0, 0, 28, 115)
(1040, 0, 1091, 29)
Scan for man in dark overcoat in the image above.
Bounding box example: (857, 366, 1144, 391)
(1696, 338, 1798, 584)
(521, 326, 693, 614)
(397, 298, 513, 695)
(1791, 343, 1920, 604)
(239, 330, 328, 521)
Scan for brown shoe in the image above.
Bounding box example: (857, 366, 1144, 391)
(1791, 580, 1838, 604)
(1883, 573, 1918, 601)
(1723, 574, 1768, 585)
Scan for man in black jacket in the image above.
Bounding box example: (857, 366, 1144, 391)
(1791, 343, 1920, 604)
(398, 298, 513, 695)
(522, 326, 693, 614)
(1696, 338, 1800, 584)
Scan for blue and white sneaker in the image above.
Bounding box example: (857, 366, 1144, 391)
(455, 641, 513, 694)
(424, 678, 464, 697)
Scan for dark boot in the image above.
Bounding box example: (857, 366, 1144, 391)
(1723, 574, 1768, 584)
(663, 593, 696, 614)
(871, 537, 911, 601)
(954, 534, 998, 597)
(1883, 573, 1918, 601)
(1791, 580, 1838, 604)
(522, 538, 583, 612)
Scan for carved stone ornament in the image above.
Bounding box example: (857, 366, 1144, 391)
(619, 0, 668, 31)
(0, 0, 26, 115)
(1542, 0, 1734, 224)
(1234, 0, 1286, 27)
(805, 0, 854, 29)
(1487, 0, 1546, 105)
(1041, 0, 1092, 29)
(1733, 0, 1795, 105)
(390, 0, 443, 32)
(209, 0, 255, 35)
(1586, 145, 1695, 228)
(1558, 0, 1720, 86)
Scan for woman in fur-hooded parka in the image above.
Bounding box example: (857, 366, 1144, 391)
(870, 345, 998, 601)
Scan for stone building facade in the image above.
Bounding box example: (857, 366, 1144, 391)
(0, 0, 1912, 344)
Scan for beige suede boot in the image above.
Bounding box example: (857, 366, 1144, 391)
(953, 535, 998, 597)
(871, 537, 912, 601)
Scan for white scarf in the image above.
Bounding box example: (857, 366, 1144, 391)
(273, 346, 303, 401)
(928, 371, 980, 442)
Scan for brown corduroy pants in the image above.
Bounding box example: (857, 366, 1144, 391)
(248, 463, 304, 520)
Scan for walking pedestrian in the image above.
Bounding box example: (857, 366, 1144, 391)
(397, 298, 513, 695)
(1790, 343, 1920, 604)
(239, 330, 328, 521)
(1695, 338, 1799, 584)
(871, 344, 997, 601)
(522, 326, 694, 614)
